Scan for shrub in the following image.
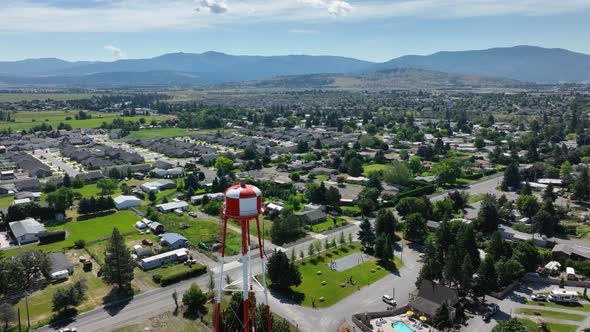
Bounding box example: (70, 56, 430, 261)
(74, 240, 86, 249)
(152, 274, 162, 284)
(38, 230, 66, 244)
(159, 265, 207, 286)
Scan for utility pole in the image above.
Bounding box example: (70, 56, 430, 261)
(17, 307, 21, 332)
(25, 291, 30, 329)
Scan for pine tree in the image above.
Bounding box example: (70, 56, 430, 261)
(374, 209, 397, 239)
(460, 255, 474, 293)
(102, 228, 135, 290)
(432, 303, 451, 331)
(573, 167, 590, 201)
(357, 219, 375, 248)
(501, 162, 520, 191)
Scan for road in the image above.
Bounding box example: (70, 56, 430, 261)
(429, 173, 506, 202)
(32, 149, 80, 177)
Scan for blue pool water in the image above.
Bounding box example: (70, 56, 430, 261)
(393, 321, 414, 332)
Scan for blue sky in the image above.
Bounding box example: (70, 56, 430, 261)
(1, 0, 590, 62)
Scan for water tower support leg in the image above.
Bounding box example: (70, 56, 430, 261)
(241, 220, 250, 332)
(214, 217, 228, 332)
(255, 216, 272, 332)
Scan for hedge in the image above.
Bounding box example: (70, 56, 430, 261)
(38, 230, 66, 244)
(397, 183, 436, 200)
(159, 264, 207, 286)
(462, 173, 483, 180)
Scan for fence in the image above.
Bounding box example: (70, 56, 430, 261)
(351, 305, 410, 332)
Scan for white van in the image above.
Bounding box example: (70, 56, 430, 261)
(548, 289, 578, 303)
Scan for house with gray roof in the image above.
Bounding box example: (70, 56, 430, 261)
(160, 233, 189, 249)
(9, 217, 47, 244)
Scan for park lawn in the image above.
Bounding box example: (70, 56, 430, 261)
(157, 213, 241, 256)
(4, 211, 139, 256)
(363, 163, 387, 176)
(309, 216, 348, 233)
(0, 195, 14, 207)
(515, 308, 586, 321)
(280, 244, 400, 308)
(123, 128, 192, 140)
(517, 318, 578, 332)
(525, 301, 590, 312)
(13, 251, 113, 329)
(0, 110, 163, 132)
(73, 183, 122, 198)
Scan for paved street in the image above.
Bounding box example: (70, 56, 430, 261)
(32, 149, 80, 177)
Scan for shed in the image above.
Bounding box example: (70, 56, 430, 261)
(156, 201, 189, 213)
(160, 233, 189, 249)
(9, 218, 46, 244)
(114, 195, 142, 210)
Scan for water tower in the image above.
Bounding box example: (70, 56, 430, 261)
(214, 180, 271, 332)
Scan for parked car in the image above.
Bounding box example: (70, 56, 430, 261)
(142, 239, 154, 246)
(418, 253, 426, 259)
(382, 294, 396, 306)
(188, 212, 197, 217)
(58, 327, 77, 332)
(184, 259, 198, 266)
(531, 294, 547, 301)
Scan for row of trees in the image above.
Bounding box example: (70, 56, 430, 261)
(77, 196, 115, 215)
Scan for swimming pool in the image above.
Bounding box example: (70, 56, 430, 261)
(393, 321, 414, 332)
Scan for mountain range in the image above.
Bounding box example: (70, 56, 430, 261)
(0, 46, 589, 87)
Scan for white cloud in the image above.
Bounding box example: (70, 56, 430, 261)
(104, 45, 125, 57)
(196, 0, 228, 14)
(0, 0, 589, 32)
(299, 0, 353, 16)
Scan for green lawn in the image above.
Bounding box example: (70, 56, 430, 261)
(155, 213, 241, 256)
(228, 216, 272, 240)
(526, 301, 590, 312)
(123, 128, 192, 140)
(517, 318, 578, 332)
(5, 211, 139, 256)
(275, 244, 400, 308)
(0, 110, 163, 132)
(0, 195, 14, 207)
(467, 193, 487, 204)
(515, 308, 586, 321)
(86, 233, 159, 266)
(308, 216, 348, 233)
(363, 163, 387, 176)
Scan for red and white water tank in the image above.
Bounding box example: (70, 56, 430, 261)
(224, 181, 263, 219)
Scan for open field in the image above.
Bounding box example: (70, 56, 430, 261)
(0, 110, 163, 131)
(273, 244, 400, 308)
(123, 127, 192, 140)
(0, 93, 101, 102)
(515, 308, 586, 321)
(5, 211, 139, 256)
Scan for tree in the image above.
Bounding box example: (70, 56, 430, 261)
(374, 209, 397, 239)
(475, 255, 497, 300)
(14, 250, 50, 292)
(172, 289, 178, 309)
(45, 187, 74, 213)
(357, 219, 375, 248)
(346, 157, 363, 177)
(573, 167, 590, 201)
(52, 280, 87, 313)
(182, 283, 208, 318)
(533, 209, 557, 237)
(267, 250, 301, 290)
(492, 318, 526, 332)
(488, 231, 505, 261)
(0, 303, 16, 331)
(403, 213, 427, 242)
(477, 194, 499, 233)
(542, 183, 557, 202)
(432, 158, 462, 186)
(325, 187, 341, 207)
(396, 197, 429, 219)
(214, 157, 234, 177)
(102, 228, 135, 290)
(308, 242, 315, 257)
(460, 255, 474, 293)
(501, 162, 520, 191)
(97, 178, 118, 195)
(447, 190, 469, 211)
(432, 303, 451, 331)
(207, 272, 215, 294)
(443, 245, 462, 286)
(516, 195, 540, 219)
(63, 173, 71, 188)
(383, 161, 411, 186)
(148, 191, 157, 204)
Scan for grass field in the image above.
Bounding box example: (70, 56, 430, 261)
(155, 213, 241, 256)
(5, 211, 139, 256)
(123, 128, 192, 140)
(0, 93, 101, 102)
(0, 110, 163, 132)
(467, 193, 487, 204)
(525, 301, 590, 312)
(363, 163, 387, 176)
(517, 318, 578, 332)
(515, 308, 586, 321)
(275, 244, 400, 308)
(228, 217, 272, 240)
(0, 195, 14, 207)
(85, 233, 160, 266)
(308, 216, 348, 233)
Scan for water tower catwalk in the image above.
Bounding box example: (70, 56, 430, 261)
(214, 180, 272, 332)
